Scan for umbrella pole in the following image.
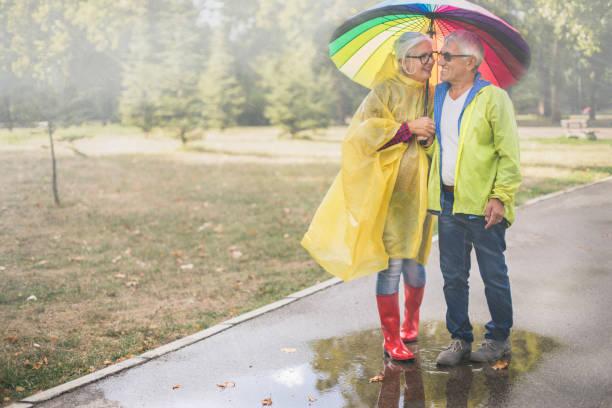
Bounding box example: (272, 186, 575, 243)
(420, 17, 435, 145)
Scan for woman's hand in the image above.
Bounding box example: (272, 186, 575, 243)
(408, 117, 435, 147)
(408, 117, 435, 138)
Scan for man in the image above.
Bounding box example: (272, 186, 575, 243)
(425, 30, 521, 365)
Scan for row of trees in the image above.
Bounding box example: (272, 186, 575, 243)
(1, 0, 611, 140)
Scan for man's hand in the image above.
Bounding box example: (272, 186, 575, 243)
(484, 198, 505, 229)
(416, 133, 434, 147)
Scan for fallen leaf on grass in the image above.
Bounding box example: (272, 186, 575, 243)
(125, 281, 138, 287)
(262, 397, 272, 406)
(216, 382, 235, 388)
(198, 222, 214, 231)
(50, 335, 59, 340)
(230, 310, 238, 316)
(180, 264, 194, 270)
(114, 274, 126, 279)
(33, 343, 40, 348)
(231, 251, 243, 259)
(281, 348, 296, 353)
(172, 250, 182, 257)
(69, 256, 84, 262)
(369, 373, 384, 383)
(250, 229, 258, 236)
(308, 396, 317, 402)
(3, 397, 10, 402)
(103, 360, 113, 366)
(43, 357, 48, 365)
(27, 295, 37, 301)
(214, 224, 224, 233)
(77, 322, 84, 329)
(111, 255, 122, 264)
(15, 386, 25, 392)
(492, 360, 509, 370)
(172, 385, 181, 390)
(3, 335, 18, 343)
(32, 362, 43, 370)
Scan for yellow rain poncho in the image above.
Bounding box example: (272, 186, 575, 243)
(301, 63, 434, 282)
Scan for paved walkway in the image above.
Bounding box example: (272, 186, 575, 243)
(12, 178, 612, 408)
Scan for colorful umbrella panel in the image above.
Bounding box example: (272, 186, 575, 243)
(330, 0, 530, 89)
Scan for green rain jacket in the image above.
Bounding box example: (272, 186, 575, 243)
(426, 73, 521, 225)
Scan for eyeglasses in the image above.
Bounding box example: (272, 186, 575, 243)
(434, 51, 473, 62)
(404, 52, 434, 64)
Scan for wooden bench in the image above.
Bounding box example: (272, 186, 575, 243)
(560, 118, 596, 139)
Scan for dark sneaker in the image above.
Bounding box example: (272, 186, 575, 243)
(436, 339, 471, 366)
(470, 338, 511, 362)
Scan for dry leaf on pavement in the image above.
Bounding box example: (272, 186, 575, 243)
(308, 396, 317, 402)
(492, 360, 509, 370)
(172, 385, 181, 390)
(216, 382, 235, 388)
(369, 373, 384, 383)
(262, 397, 272, 406)
(281, 348, 296, 353)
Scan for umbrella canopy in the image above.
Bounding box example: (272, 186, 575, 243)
(329, 0, 530, 89)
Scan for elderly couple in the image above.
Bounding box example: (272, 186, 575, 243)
(302, 30, 521, 366)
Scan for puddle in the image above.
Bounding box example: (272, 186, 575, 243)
(43, 321, 556, 407)
(310, 321, 557, 407)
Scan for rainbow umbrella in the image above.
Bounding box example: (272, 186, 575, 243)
(329, 0, 530, 89)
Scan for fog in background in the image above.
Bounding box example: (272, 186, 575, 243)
(1, 0, 611, 138)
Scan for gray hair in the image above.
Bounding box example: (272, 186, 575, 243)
(445, 30, 484, 71)
(394, 32, 432, 60)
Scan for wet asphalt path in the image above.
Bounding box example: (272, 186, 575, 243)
(34, 178, 612, 408)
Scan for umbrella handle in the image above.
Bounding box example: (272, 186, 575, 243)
(419, 79, 430, 145)
(419, 17, 436, 146)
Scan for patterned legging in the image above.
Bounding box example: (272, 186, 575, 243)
(376, 258, 425, 295)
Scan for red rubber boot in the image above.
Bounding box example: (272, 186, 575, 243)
(400, 284, 424, 343)
(376, 293, 415, 361)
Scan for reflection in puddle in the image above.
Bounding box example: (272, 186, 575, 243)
(310, 321, 557, 407)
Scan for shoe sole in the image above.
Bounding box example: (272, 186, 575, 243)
(383, 349, 415, 362)
(469, 350, 512, 363)
(435, 351, 471, 367)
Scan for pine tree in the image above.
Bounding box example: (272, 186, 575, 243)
(260, 43, 337, 137)
(199, 28, 245, 130)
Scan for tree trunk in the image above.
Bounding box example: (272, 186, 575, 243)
(550, 37, 561, 123)
(537, 63, 550, 118)
(180, 128, 187, 145)
(48, 121, 60, 206)
(588, 70, 598, 121)
(3, 95, 13, 131)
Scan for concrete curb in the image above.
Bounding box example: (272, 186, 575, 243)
(15, 175, 612, 405)
(519, 175, 612, 208)
(16, 277, 343, 404)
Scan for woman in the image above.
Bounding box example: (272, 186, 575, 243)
(302, 32, 436, 361)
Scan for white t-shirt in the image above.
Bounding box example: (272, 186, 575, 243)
(440, 88, 471, 186)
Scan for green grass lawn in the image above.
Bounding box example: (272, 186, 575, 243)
(1, 125, 611, 405)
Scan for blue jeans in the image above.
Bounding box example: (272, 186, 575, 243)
(438, 191, 512, 342)
(376, 258, 425, 295)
